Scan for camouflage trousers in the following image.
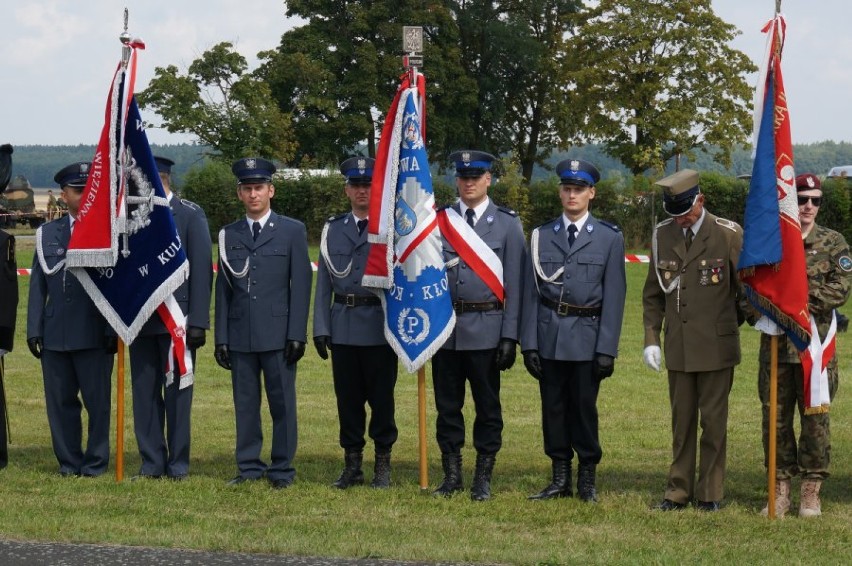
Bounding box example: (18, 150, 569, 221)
(757, 360, 838, 480)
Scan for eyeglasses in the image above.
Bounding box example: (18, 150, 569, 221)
(797, 195, 822, 207)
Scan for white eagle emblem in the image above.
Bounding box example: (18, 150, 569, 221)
(245, 158, 256, 169)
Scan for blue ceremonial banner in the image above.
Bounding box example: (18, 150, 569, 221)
(70, 98, 188, 344)
(363, 79, 455, 372)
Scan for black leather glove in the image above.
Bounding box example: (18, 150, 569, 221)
(186, 326, 206, 350)
(522, 350, 542, 380)
(313, 336, 331, 360)
(104, 336, 118, 355)
(593, 354, 615, 381)
(27, 337, 43, 359)
(285, 341, 306, 365)
(214, 344, 231, 370)
(495, 339, 517, 371)
(837, 313, 849, 333)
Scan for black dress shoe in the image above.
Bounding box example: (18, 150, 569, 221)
(654, 498, 687, 511)
(269, 478, 292, 490)
(168, 474, 188, 482)
(59, 470, 80, 478)
(130, 474, 162, 481)
(695, 500, 721, 512)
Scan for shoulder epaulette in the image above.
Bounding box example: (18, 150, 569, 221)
(497, 205, 518, 217)
(656, 217, 674, 228)
(179, 198, 201, 211)
(326, 212, 348, 223)
(715, 218, 740, 233)
(534, 217, 559, 230)
(597, 219, 621, 232)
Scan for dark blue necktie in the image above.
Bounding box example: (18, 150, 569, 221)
(357, 218, 367, 236)
(252, 221, 261, 241)
(567, 224, 577, 247)
(465, 208, 476, 228)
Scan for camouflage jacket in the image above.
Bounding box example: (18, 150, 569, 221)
(760, 223, 852, 363)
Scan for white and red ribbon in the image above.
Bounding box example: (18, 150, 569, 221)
(156, 295, 193, 390)
(436, 207, 504, 302)
(799, 311, 836, 414)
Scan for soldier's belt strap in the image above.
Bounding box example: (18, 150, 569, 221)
(541, 297, 601, 317)
(334, 294, 381, 307)
(453, 300, 502, 314)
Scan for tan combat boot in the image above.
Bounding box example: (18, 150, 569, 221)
(760, 478, 791, 517)
(799, 479, 822, 517)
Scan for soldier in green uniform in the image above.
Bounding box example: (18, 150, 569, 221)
(642, 169, 744, 512)
(757, 173, 852, 518)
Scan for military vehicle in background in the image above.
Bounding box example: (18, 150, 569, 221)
(0, 174, 49, 229)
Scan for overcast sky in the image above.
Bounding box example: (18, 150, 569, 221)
(2, 1, 849, 146)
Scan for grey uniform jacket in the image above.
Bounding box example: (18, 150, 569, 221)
(137, 196, 213, 336)
(521, 214, 626, 361)
(313, 213, 386, 346)
(215, 212, 312, 353)
(27, 216, 109, 351)
(439, 201, 526, 351)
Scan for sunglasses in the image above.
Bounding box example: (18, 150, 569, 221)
(797, 195, 822, 207)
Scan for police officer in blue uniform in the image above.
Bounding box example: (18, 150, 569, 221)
(432, 150, 526, 501)
(215, 157, 313, 489)
(128, 156, 212, 480)
(27, 162, 114, 477)
(313, 156, 399, 489)
(521, 159, 626, 502)
(0, 143, 17, 469)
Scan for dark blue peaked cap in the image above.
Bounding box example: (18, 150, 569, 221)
(448, 150, 496, 178)
(232, 157, 276, 184)
(556, 159, 600, 187)
(154, 156, 175, 175)
(53, 161, 90, 188)
(339, 156, 375, 185)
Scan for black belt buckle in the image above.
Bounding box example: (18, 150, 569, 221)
(557, 302, 570, 317)
(345, 294, 356, 307)
(453, 300, 463, 314)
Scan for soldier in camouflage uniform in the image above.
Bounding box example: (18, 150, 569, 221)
(757, 173, 852, 518)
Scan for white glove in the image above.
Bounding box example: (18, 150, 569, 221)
(755, 315, 784, 336)
(643, 345, 662, 371)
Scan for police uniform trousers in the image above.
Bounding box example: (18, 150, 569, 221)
(0, 358, 8, 469)
(230, 350, 298, 482)
(666, 368, 733, 504)
(129, 334, 194, 478)
(331, 344, 398, 452)
(538, 358, 601, 464)
(758, 361, 838, 481)
(431, 349, 502, 455)
(42, 348, 112, 476)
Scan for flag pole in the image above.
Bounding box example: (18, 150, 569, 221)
(418, 367, 428, 491)
(402, 25, 429, 492)
(766, 0, 782, 518)
(114, 8, 131, 484)
(116, 338, 125, 482)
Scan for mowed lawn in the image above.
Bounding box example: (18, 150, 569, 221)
(1, 240, 850, 565)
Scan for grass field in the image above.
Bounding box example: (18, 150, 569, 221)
(2, 239, 850, 564)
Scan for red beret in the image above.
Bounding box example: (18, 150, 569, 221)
(795, 174, 821, 191)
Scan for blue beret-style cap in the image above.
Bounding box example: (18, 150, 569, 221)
(53, 161, 91, 188)
(154, 156, 175, 175)
(556, 159, 601, 187)
(232, 157, 276, 184)
(339, 156, 375, 185)
(448, 150, 496, 178)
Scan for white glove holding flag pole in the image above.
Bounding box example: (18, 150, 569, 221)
(755, 315, 785, 335)
(643, 345, 662, 371)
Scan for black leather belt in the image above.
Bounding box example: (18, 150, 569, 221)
(541, 297, 601, 317)
(334, 294, 381, 307)
(453, 300, 502, 314)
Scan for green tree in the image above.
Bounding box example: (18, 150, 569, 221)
(137, 42, 296, 163)
(454, 0, 583, 183)
(569, 0, 756, 175)
(258, 1, 477, 167)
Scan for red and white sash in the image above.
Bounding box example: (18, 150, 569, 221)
(799, 312, 836, 414)
(156, 295, 194, 390)
(436, 207, 504, 302)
